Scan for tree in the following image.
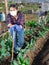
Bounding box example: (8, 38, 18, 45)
(5, 0, 8, 14)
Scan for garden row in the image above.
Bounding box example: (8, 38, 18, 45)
(0, 20, 49, 65)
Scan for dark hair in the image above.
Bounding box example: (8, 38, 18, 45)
(9, 4, 18, 9)
(44, 11, 47, 16)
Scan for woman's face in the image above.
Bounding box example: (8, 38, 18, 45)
(9, 7, 18, 16)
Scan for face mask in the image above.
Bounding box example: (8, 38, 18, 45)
(10, 10, 17, 16)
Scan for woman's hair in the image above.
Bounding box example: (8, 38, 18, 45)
(9, 4, 18, 9)
(44, 11, 47, 16)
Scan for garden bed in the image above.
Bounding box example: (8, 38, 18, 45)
(26, 31, 49, 65)
(0, 20, 49, 65)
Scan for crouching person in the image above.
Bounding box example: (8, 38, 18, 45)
(6, 4, 25, 54)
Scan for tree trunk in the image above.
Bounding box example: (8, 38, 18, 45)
(5, 0, 8, 14)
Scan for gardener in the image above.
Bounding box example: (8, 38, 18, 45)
(39, 11, 47, 24)
(6, 4, 25, 54)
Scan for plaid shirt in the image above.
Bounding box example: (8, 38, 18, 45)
(6, 11, 25, 27)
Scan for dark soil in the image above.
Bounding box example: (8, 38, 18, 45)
(32, 39, 49, 65)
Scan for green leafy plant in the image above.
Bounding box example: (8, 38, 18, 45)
(46, 14, 49, 23)
(26, 20, 36, 28)
(11, 60, 18, 65)
(17, 54, 30, 65)
(0, 32, 12, 61)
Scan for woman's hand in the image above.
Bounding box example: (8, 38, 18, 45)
(7, 23, 14, 28)
(20, 25, 22, 29)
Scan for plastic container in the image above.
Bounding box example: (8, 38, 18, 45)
(0, 12, 5, 21)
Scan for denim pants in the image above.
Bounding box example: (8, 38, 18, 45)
(9, 24, 24, 53)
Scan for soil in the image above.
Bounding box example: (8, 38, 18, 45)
(32, 39, 49, 65)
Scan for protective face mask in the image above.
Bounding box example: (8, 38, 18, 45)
(10, 10, 17, 16)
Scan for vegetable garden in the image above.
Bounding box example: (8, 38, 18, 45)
(0, 19, 49, 65)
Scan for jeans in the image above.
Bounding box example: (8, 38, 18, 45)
(9, 24, 24, 53)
